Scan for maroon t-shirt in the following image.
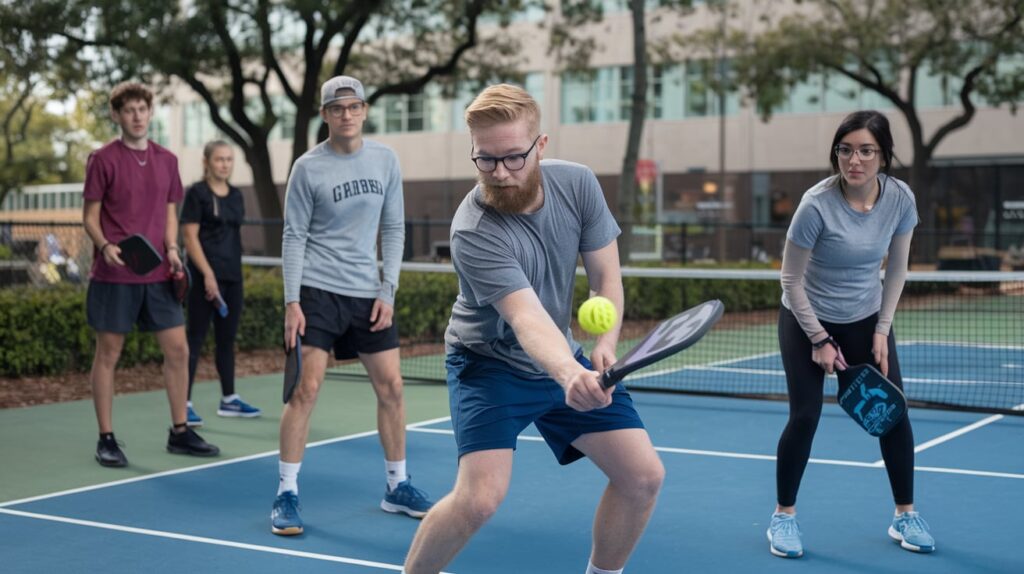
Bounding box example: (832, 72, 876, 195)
(84, 139, 184, 284)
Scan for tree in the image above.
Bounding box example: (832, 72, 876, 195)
(693, 0, 1024, 251)
(552, 1, 694, 264)
(0, 20, 90, 204)
(4, 0, 535, 254)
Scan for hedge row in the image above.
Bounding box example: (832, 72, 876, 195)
(0, 267, 291, 378)
(0, 267, 784, 378)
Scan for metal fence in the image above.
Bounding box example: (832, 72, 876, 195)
(2, 219, 1022, 288)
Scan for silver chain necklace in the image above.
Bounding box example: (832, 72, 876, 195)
(130, 148, 148, 167)
(123, 140, 149, 167)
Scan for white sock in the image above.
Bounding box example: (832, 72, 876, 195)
(278, 460, 301, 495)
(386, 459, 407, 490)
(222, 393, 239, 403)
(187, 400, 194, 408)
(585, 563, 623, 574)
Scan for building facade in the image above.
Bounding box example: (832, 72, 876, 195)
(7, 2, 1022, 266)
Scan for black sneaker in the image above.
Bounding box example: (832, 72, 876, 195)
(96, 437, 128, 467)
(166, 427, 220, 457)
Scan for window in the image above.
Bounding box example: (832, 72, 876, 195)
(269, 95, 296, 141)
(365, 85, 446, 135)
(562, 66, 667, 125)
(150, 106, 171, 147)
(183, 102, 218, 147)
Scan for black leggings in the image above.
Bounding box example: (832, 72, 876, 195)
(776, 307, 915, 507)
(186, 279, 243, 398)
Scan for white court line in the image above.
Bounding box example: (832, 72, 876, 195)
(0, 507, 453, 573)
(871, 403, 1024, 466)
(655, 364, 1024, 387)
(623, 351, 781, 381)
(408, 426, 1024, 480)
(900, 340, 1024, 351)
(407, 416, 456, 430)
(0, 424, 397, 508)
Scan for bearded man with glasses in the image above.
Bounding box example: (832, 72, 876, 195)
(403, 83, 664, 574)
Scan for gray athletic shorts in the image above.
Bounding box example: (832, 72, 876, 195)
(86, 280, 185, 333)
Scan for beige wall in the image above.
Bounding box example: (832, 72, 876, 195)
(159, 4, 1024, 189)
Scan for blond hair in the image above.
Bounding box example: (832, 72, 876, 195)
(202, 139, 232, 178)
(464, 84, 540, 135)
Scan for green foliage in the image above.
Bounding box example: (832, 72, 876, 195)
(2, 0, 541, 225)
(0, 285, 85, 376)
(0, 96, 86, 202)
(706, 0, 1024, 120)
(396, 271, 461, 338)
(0, 9, 91, 204)
(575, 273, 781, 321)
(0, 284, 168, 377)
(0, 265, 785, 377)
(235, 266, 284, 352)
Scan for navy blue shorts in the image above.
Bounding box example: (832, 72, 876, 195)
(300, 285, 399, 360)
(86, 280, 185, 333)
(446, 349, 645, 465)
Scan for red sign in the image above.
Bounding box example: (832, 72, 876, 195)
(635, 159, 657, 184)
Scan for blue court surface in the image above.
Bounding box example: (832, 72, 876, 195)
(2, 388, 1022, 573)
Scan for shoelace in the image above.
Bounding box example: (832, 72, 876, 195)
(278, 494, 301, 518)
(395, 483, 430, 503)
(900, 514, 929, 537)
(774, 517, 800, 539)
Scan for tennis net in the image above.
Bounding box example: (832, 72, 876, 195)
(299, 262, 1024, 415)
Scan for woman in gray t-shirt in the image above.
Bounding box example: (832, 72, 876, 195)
(766, 111, 935, 559)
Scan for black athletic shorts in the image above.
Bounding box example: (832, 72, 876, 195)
(299, 285, 399, 360)
(86, 280, 185, 333)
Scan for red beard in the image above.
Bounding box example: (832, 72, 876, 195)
(479, 162, 542, 214)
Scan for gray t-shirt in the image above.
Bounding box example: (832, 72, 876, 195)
(282, 140, 405, 305)
(444, 159, 620, 377)
(782, 173, 918, 323)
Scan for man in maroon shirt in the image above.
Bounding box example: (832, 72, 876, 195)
(82, 82, 219, 466)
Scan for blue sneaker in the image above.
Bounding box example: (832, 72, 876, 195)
(767, 512, 803, 558)
(186, 403, 203, 427)
(381, 476, 434, 518)
(271, 491, 303, 536)
(889, 511, 935, 553)
(217, 396, 261, 418)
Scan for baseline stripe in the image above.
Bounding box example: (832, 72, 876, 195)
(0, 508, 448, 573)
(408, 427, 1024, 479)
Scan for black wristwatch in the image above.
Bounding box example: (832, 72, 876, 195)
(811, 335, 836, 350)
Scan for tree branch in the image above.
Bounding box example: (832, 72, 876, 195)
(367, 0, 486, 100)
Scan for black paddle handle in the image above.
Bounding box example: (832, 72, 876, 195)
(600, 369, 619, 389)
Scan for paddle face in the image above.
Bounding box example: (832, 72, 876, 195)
(170, 265, 191, 303)
(118, 234, 162, 276)
(283, 336, 302, 404)
(600, 300, 724, 389)
(836, 364, 907, 437)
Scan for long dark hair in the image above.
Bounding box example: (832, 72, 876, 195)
(829, 111, 895, 174)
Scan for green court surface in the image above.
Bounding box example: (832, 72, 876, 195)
(0, 372, 450, 503)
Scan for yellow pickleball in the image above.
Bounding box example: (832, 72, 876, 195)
(577, 296, 618, 335)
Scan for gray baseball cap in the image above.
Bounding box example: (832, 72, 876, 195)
(321, 76, 366, 107)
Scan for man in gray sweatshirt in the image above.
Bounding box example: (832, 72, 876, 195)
(270, 76, 434, 536)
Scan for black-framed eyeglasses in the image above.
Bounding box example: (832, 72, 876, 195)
(471, 135, 541, 173)
(325, 102, 365, 118)
(835, 144, 879, 161)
